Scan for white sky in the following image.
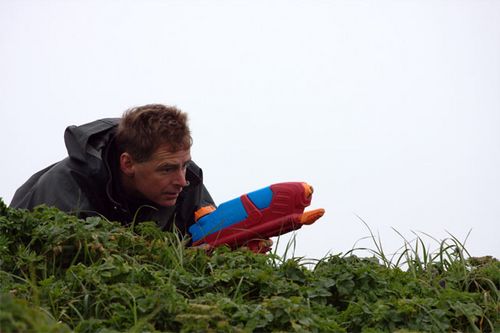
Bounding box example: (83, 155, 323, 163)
(1, 0, 499, 260)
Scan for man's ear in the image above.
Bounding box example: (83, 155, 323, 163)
(120, 152, 136, 177)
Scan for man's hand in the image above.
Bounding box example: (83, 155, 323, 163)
(241, 238, 274, 254)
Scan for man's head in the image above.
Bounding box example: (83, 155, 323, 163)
(115, 104, 192, 162)
(115, 104, 193, 207)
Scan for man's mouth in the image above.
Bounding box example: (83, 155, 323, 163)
(162, 192, 180, 199)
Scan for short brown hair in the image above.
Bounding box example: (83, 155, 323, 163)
(115, 104, 192, 162)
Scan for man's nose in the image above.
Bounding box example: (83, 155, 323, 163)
(174, 168, 189, 187)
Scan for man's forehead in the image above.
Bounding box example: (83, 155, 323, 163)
(151, 144, 191, 162)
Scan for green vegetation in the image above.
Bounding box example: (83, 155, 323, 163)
(0, 200, 498, 332)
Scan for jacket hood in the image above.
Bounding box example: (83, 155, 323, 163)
(64, 118, 120, 164)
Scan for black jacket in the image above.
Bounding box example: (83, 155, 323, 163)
(10, 118, 215, 236)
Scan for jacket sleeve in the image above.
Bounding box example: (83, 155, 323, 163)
(10, 158, 95, 216)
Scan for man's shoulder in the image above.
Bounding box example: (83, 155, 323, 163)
(10, 157, 92, 211)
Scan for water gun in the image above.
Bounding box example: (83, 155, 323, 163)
(189, 182, 325, 253)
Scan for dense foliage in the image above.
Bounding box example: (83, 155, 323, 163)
(0, 200, 498, 332)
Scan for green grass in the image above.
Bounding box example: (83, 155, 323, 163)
(0, 200, 498, 332)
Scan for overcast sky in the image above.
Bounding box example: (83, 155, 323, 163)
(1, 0, 499, 260)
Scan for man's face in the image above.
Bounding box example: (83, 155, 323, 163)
(123, 144, 191, 207)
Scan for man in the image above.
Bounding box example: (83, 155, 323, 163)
(10, 104, 215, 236)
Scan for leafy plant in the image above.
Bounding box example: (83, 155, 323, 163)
(0, 199, 498, 332)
